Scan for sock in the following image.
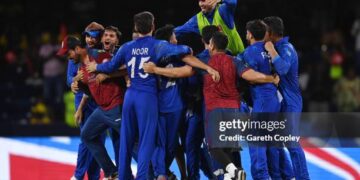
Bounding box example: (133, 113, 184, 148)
(225, 163, 237, 178)
(224, 173, 233, 180)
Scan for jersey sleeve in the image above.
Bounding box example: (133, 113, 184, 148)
(234, 54, 251, 76)
(272, 45, 293, 75)
(218, 0, 237, 29)
(96, 45, 125, 73)
(174, 15, 200, 38)
(66, 60, 78, 87)
(155, 41, 192, 62)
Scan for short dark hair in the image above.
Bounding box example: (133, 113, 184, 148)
(202, 25, 220, 44)
(211, 32, 228, 51)
(134, 11, 154, 34)
(154, 24, 175, 41)
(68, 36, 86, 50)
(246, 19, 267, 41)
(104, 26, 122, 40)
(263, 16, 284, 37)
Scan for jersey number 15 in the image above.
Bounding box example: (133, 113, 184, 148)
(128, 56, 150, 79)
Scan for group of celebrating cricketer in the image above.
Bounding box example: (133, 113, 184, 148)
(56, 0, 310, 180)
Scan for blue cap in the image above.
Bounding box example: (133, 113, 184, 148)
(83, 30, 101, 38)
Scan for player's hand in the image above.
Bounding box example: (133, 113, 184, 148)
(96, 73, 109, 84)
(143, 62, 156, 73)
(207, 67, 220, 82)
(74, 110, 83, 127)
(265, 41, 276, 53)
(119, 64, 126, 70)
(73, 70, 83, 82)
(273, 74, 280, 86)
(86, 61, 97, 73)
(204, 0, 221, 8)
(71, 81, 79, 93)
(125, 75, 131, 87)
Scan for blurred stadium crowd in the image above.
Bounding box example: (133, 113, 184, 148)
(1, 0, 360, 126)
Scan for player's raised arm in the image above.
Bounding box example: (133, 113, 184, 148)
(218, 0, 237, 27)
(265, 41, 292, 75)
(174, 16, 199, 38)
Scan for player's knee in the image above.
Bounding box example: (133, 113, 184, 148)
(80, 130, 90, 143)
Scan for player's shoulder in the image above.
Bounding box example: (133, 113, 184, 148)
(278, 42, 296, 57)
(122, 40, 136, 48)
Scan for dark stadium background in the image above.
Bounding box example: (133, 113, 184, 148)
(0, 0, 360, 135)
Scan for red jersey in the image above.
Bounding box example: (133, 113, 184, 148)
(81, 50, 124, 110)
(203, 53, 240, 112)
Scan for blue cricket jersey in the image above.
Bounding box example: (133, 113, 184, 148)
(157, 58, 185, 113)
(66, 60, 85, 109)
(66, 59, 97, 111)
(242, 42, 277, 100)
(233, 53, 251, 77)
(96, 36, 191, 94)
(272, 37, 302, 112)
(174, 0, 237, 38)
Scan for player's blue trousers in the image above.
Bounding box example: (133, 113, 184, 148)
(249, 96, 294, 180)
(152, 109, 183, 176)
(281, 108, 310, 180)
(119, 89, 158, 180)
(81, 104, 122, 177)
(75, 106, 102, 180)
(180, 109, 204, 180)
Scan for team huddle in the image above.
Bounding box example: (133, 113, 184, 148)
(57, 0, 309, 180)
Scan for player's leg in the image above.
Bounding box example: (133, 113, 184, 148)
(267, 148, 281, 179)
(73, 141, 89, 180)
(184, 110, 203, 179)
(285, 111, 309, 180)
(263, 98, 295, 180)
(249, 147, 269, 180)
(199, 142, 216, 179)
(101, 104, 122, 170)
(80, 107, 117, 177)
(81, 107, 102, 180)
(249, 100, 271, 180)
(205, 108, 245, 180)
(151, 112, 167, 177)
(279, 148, 295, 180)
(134, 91, 158, 179)
(165, 109, 183, 169)
(119, 90, 137, 180)
(109, 128, 120, 167)
(177, 115, 189, 179)
(174, 142, 187, 179)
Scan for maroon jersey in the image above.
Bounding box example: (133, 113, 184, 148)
(203, 53, 240, 112)
(81, 50, 124, 110)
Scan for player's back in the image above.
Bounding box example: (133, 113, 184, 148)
(121, 36, 191, 94)
(203, 52, 240, 111)
(121, 36, 159, 93)
(244, 42, 277, 99)
(157, 58, 185, 113)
